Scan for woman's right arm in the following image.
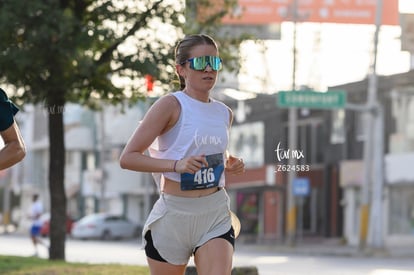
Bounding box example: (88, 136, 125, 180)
(119, 95, 179, 173)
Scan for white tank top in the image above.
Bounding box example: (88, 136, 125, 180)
(149, 91, 230, 188)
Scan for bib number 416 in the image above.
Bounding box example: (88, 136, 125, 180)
(194, 168, 215, 185)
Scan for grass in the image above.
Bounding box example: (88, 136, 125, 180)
(0, 255, 150, 275)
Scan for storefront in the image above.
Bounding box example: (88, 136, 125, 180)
(341, 155, 414, 247)
(385, 153, 414, 246)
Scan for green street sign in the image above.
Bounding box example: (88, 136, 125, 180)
(277, 90, 346, 109)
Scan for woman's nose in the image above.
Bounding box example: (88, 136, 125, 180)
(204, 64, 213, 72)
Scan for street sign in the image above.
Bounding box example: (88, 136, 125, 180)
(277, 90, 346, 109)
(293, 177, 310, 197)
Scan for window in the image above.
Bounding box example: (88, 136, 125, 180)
(355, 112, 368, 142)
(282, 119, 324, 165)
(389, 186, 414, 235)
(229, 121, 264, 168)
(330, 109, 346, 144)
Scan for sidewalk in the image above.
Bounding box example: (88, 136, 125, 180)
(3, 228, 414, 260)
(236, 237, 414, 259)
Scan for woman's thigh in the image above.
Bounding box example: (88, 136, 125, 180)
(147, 257, 187, 275)
(194, 238, 233, 275)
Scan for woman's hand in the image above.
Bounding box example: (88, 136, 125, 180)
(175, 155, 209, 174)
(225, 155, 245, 175)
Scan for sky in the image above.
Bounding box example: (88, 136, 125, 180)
(400, 0, 414, 13)
(2, 0, 414, 149)
(230, 0, 414, 94)
(236, 23, 407, 93)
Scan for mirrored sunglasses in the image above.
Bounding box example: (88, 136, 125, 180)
(183, 56, 223, 71)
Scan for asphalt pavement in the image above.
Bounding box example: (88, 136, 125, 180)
(2, 232, 414, 275)
(2, 224, 414, 260)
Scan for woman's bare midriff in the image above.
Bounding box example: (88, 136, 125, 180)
(163, 177, 219, 198)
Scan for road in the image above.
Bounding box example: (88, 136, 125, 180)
(1, 234, 414, 275)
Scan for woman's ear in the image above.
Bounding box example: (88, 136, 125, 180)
(176, 64, 185, 78)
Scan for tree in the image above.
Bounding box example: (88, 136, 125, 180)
(0, 0, 241, 260)
(0, 0, 184, 260)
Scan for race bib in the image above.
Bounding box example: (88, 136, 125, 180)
(180, 153, 224, 190)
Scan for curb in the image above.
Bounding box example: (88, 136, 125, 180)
(185, 266, 259, 275)
(236, 243, 414, 259)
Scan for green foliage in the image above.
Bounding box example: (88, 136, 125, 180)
(0, 255, 149, 274)
(0, 0, 184, 106)
(0, 0, 244, 261)
(0, 0, 246, 104)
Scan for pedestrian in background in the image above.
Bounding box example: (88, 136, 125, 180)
(28, 194, 47, 257)
(120, 34, 244, 275)
(0, 88, 25, 170)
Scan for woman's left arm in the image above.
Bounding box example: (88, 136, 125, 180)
(225, 107, 245, 175)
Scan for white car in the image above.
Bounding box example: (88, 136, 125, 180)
(71, 213, 141, 240)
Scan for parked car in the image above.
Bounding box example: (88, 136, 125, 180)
(40, 213, 74, 237)
(71, 213, 141, 240)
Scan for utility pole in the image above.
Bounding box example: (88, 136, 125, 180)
(368, 0, 385, 250)
(359, 0, 383, 250)
(286, 0, 298, 246)
(369, 104, 385, 249)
